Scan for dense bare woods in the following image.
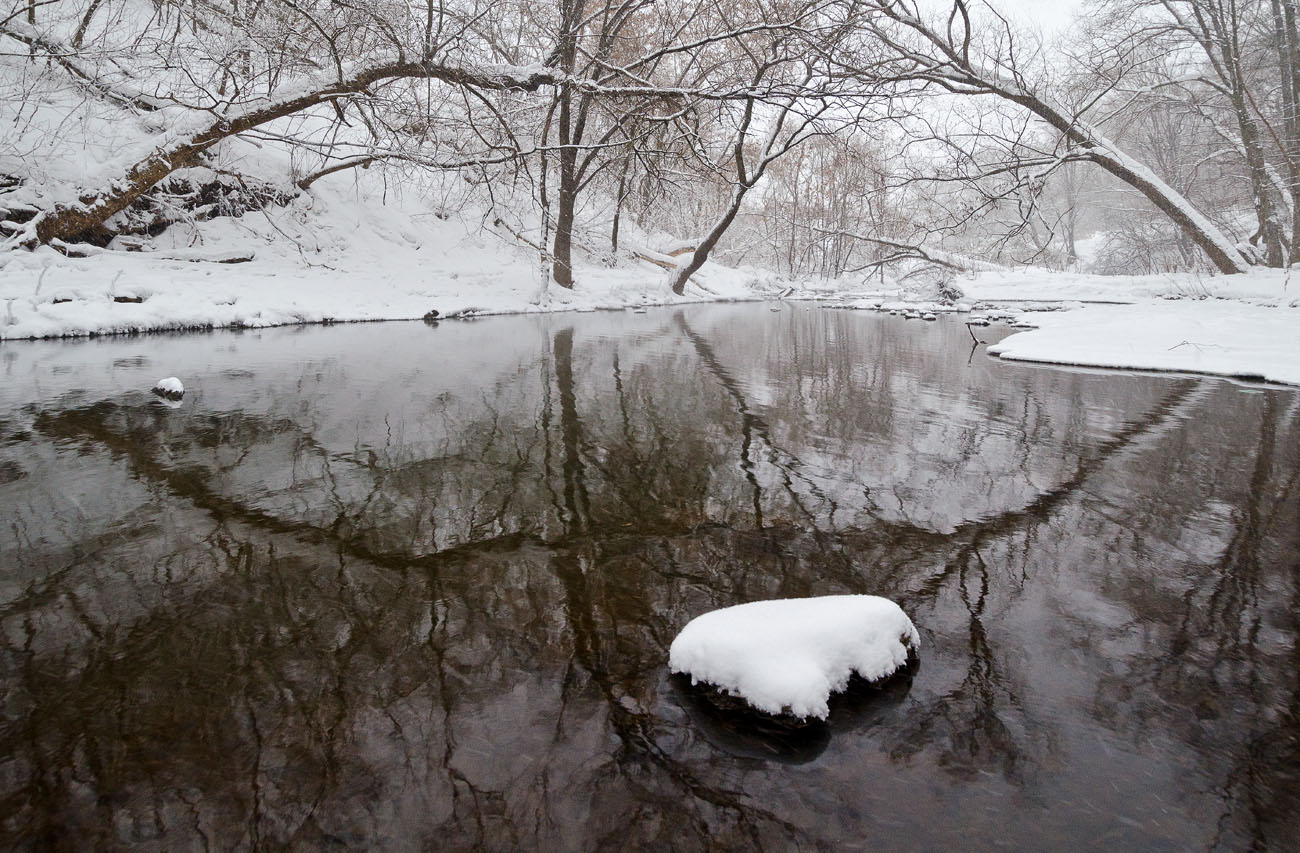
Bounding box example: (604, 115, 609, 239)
(3, 0, 1298, 279)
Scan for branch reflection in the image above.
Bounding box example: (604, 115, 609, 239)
(1, 309, 1296, 848)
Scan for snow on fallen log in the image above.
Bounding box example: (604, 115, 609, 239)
(669, 595, 919, 720)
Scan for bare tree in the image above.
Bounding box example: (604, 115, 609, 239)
(1088, 0, 1291, 265)
(828, 0, 1252, 274)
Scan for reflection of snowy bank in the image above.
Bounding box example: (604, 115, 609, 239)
(987, 302, 1300, 387)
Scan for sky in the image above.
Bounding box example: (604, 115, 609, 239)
(994, 0, 1086, 32)
(916, 0, 1086, 35)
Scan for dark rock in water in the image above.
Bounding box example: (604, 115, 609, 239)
(423, 309, 441, 322)
(672, 673, 831, 763)
(678, 647, 919, 733)
(671, 656, 918, 763)
(685, 679, 825, 730)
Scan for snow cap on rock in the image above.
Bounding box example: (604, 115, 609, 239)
(669, 595, 919, 720)
(152, 377, 184, 400)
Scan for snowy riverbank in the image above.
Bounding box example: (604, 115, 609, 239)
(825, 268, 1300, 386)
(965, 269, 1300, 387)
(2, 189, 1298, 386)
(0, 185, 784, 339)
(986, 301, 1300, 386)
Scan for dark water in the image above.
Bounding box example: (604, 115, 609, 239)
(1, 306, 1298, 850)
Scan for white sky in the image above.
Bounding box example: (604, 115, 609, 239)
(917, 0, 1086, 34)
(991, 0, 1085, 32)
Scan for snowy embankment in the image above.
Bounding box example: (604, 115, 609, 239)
(4, 192, 1299, 388)
(958, 269, 1300, 386)
(987, 302, 1300, 385)
(798, 266, 1300, 386)
(959, 266, 1295, 303)
(669, 596, 919, 720)
(0, 182, 780, 341)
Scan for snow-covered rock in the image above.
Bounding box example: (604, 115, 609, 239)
(151, 377, 184, 400)
(669, 595, 919, 720)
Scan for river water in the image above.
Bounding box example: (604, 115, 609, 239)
(1, 305, 1297, 850)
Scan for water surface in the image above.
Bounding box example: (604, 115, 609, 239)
(1, 306, 1298, 849)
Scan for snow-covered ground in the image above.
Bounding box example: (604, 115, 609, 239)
(800, 267, 1300, 387)
(0, 182, 782, 340)
(963, 267, 1298, 304)
(2, 187, 1298, 386)
(669, 595, 920, 720)
(962, 269, 1300, 386)
(987, 302, 1300, 386)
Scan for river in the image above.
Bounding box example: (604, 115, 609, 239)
(1, 305, 1297, 849)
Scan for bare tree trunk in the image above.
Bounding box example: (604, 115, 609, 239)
(1076, 131, 1249, 273)
(1270, 0, 1300, 256)
(671, 91, 820, 293)
(538, 93, 559, 282)
(552, 84, 578, 288)
(970, 90, 1250, 273)
(548, 0, 586, 289)
(1062, 157, 1079, 265)
(671, 98, 758, 295)
(611, 160, 629, 253)
(72, 0, 106, 48)
(786, 149, 802, 275)
(670, 185, 746, 294)
(1186, 0, 1287, 264)
(1001, 93, 1250, 274)
(1236, 89, 1286, 266)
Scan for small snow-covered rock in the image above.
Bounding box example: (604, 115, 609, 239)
(152, 377, 184, 400)
(669, 595, 919, 720)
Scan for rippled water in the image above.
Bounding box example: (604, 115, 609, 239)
(1, 306, 1298, 850)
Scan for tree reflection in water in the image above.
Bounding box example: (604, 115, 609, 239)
(0, 307, 1297, 849)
